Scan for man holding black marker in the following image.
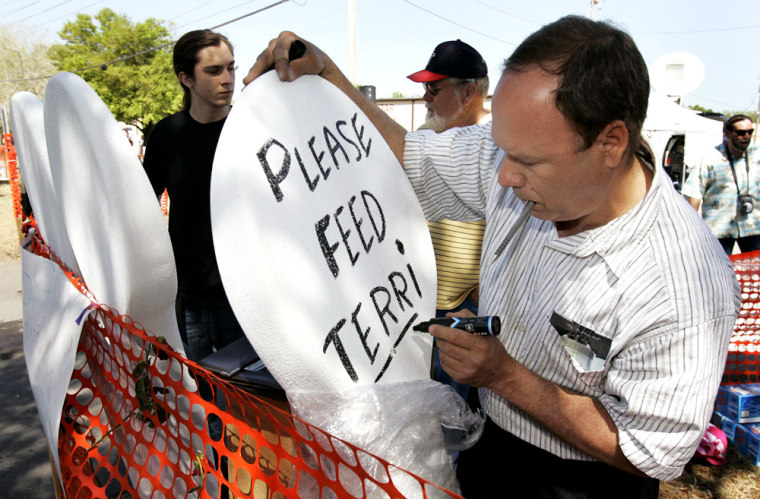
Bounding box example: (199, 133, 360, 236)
(245, 16, 740, 498)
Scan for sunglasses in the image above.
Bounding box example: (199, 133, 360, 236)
(733, 129, 754, 137)
(422, 81, 451, 97)
(423, 78, 474, 97)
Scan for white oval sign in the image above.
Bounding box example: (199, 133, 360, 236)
(10, 91, 80, 275)
(211, 72, 436, 393)
(42, 72, 183, 352)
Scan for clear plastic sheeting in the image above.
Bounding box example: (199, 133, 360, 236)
(288, 379, 485, 497)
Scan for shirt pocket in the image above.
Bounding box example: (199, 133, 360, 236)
(545, 314, 610, 393)
(563, 342, 606, 389)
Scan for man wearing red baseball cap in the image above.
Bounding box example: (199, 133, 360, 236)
(407, 40, 490, 132)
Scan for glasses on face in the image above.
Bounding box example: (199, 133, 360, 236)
(423, 78, 474, 97)
(422, 81, 449, 97)
(733, 128, 754, 137)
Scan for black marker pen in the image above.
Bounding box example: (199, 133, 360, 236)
(413, 316, 501, 336)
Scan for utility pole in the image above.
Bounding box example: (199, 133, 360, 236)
(587, 0, 602, 20)
(755, 81, 759, 146)
(348, 0, 357, 85)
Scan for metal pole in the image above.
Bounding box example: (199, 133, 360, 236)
(347, 0, 357, 85)
(587, 0, 602, 20)
(1, 105, 9, 135)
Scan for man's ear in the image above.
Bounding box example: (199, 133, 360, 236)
(461, 82, 477, 103)
(178, 71, 193, 89)
(598, 120, 629, 168)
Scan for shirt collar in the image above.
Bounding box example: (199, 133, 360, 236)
(544, 148, 662, 278)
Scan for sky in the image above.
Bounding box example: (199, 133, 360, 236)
(3, 0, 760, 114)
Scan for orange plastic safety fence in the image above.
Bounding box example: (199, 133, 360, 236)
(724, 250, 760, 385)
(3, 132, 23, 221)
(31, 240, 462, 498)
(160, 189, 169, 216)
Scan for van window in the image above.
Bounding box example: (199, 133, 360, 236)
(663, 134, 685, 191)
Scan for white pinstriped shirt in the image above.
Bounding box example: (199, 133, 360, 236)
(403, 123, 741, 481)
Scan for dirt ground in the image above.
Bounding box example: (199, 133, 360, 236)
(659, 446, 760, 498)
(0, 183, 21, 262)
(2, 181, 760, 496)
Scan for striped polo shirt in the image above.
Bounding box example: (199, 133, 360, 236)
(404, 123, 741, 481)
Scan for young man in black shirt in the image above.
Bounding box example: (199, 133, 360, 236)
(143, 30, 243, 361)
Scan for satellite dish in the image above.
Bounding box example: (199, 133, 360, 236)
(650, 51, 705, 99)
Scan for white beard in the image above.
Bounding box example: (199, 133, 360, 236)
(424, 101, 464, 133)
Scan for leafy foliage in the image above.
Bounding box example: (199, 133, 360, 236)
(688, 103, 714, 114)
(0, 25, 56, 114)
(48, 8, 182, 130)
(688, 104, 758, 123)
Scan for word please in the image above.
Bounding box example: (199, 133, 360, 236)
(256, 113, 372, 203)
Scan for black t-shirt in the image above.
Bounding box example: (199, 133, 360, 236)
(143, 110, 227, 299)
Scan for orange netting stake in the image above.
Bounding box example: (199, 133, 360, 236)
(724, 250, 760, 385)
(3, 132, 23, 221)
(25, 235, 462, 499)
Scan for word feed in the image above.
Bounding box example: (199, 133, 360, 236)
(316, 190, 385, 279)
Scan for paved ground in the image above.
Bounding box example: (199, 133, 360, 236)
(0, 258, 57, 498)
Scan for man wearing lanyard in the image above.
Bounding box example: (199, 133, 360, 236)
(683, 114, 760, 254)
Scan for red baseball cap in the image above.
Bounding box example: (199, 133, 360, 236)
(407, 40, 488, 83)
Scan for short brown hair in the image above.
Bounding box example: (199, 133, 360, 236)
(504, 16, 649, 157)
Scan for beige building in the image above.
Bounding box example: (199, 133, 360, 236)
(377, 96, 492, 131)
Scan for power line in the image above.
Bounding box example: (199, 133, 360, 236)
(687, 92, 756, 112)
(171, 0, 218, 23)
(12, 0, 70, 26)
(5, 0, 46, 17)
(400, 0, 515, 46)
(635, 24, 760, 35)
(604, 5, 747, 67)
(178, 0, 265, 30)
(210, 0, 288, 30)
(0, 0, 291, 84)
(473, 0, 542, 26)
(10, 1, 110, 36)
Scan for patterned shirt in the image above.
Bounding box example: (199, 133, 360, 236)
(428, 219, 486, 309)
(404, 123, 740, 481)
(681, 143, 760, 238)
(428, 114, 492, 311)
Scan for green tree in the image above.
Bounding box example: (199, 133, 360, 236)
(688, 104, 714, 114)
(689, 104, 758, 123)
(727, 110, 758, 122)
(48, 8, 181, 131)
(0, 25, 56, 113)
